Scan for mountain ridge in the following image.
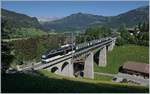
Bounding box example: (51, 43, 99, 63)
(41, 6, 149, 32)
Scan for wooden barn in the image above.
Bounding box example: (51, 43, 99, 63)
(119, 62, 149, 78)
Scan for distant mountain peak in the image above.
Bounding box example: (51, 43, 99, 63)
(37, 16, 61, 22)
(70, 12, 88, 17)
(70, 12, 100, 17)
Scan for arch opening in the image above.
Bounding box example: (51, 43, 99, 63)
(51, 67, 59, 73)
(61, 62, 69, 71)
(73, 62, 84, 77)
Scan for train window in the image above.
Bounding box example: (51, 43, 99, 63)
(42, 61, 47, 63)
(50, 50, 56, 53)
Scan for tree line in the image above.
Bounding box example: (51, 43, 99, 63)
(116, 21, 149, 46)
(76, 21, 149, 47)
(76, 26, 115, 43)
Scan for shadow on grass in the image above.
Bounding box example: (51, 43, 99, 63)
(2, 72, 149, 93)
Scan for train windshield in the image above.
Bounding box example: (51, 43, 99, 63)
(50, 49, 56, 53)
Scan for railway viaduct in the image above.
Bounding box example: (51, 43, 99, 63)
(20, 37, 116, 79)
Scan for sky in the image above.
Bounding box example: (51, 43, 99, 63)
(1, 1, 149, 18)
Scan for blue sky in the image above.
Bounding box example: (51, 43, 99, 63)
(1, 1, 149, 18)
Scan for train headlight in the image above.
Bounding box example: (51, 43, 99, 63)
(42, 55, 46, 58)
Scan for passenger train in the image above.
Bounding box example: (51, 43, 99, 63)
(41, 37, 112, 63)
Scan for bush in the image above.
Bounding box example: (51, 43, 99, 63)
(116, 37, 127, 46)
(138, 40, 149, 46)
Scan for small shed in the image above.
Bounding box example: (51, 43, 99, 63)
(119, 61, 149, 78)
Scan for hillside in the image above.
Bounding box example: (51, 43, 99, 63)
(41, 6, 149, 31)
(2, 8, 41, 29)
(2, 70, 148, 93)
(1, 8, 46, 38)
(106, 6, 149, 28)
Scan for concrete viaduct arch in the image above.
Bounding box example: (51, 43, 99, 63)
(46, 58, 74, 77)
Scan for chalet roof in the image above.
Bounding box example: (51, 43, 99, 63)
(127, 28, 140, 32)
(122, 61, 149, 74)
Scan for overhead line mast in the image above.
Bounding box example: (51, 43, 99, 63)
(71, 32, 74, 61)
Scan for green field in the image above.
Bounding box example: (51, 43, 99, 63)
(95, 44, 149, 74)
(94, 74, 112, 81)
(2, 70, 148, 93)
(8, 28, 47, 38)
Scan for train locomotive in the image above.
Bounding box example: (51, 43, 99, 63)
(41, 44, 76, 63)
